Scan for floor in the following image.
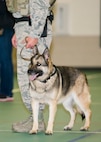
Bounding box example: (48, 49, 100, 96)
(0, 69, 101, 142)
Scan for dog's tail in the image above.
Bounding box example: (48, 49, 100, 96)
(81, 112, 85, 121)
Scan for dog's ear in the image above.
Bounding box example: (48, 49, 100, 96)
(43, 47, 50, 60)
(43, 48, 53, 73)
(33, 45, 39, 55)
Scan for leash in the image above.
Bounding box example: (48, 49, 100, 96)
(20, 46, 31, 61)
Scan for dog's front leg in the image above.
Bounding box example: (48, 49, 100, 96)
(29, 99, 39, 134)
(45, 101, 57, 135)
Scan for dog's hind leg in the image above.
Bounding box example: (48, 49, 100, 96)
(80, 96, 91, 130)
(73, 74, 91, 131)
(63, 95, 76, 131)
(73, 88, 91, 131)
(80, 108, 91, 131)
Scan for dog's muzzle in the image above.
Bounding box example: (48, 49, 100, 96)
(27, 69, 43, 81)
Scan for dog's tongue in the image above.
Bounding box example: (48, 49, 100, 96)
(29, 74, 38, 81)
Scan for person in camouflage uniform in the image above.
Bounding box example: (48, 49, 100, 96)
(11, 0, 54, 133)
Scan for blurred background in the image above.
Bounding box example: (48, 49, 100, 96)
(12, 0, 101, 72)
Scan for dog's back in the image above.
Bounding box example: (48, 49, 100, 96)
(57, 66, 87, 95)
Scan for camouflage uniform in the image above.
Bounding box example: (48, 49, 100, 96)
(12, 0, 52, 132)
(14, 0, 52, 111)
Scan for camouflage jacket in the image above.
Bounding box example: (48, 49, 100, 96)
(29, 0, 50, 38)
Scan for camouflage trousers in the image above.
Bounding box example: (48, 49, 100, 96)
(14, 21, 52, 112)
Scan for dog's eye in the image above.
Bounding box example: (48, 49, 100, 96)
(36, 62, 41, 66)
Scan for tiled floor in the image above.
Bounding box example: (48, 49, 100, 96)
(0, 69, 101, 142)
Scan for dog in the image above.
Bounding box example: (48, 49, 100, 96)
(27, 46, 91, 135)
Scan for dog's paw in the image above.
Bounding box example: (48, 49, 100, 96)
(80, 126, 89, 131)
(29, 129, 38, 134)
(64, 125, 72, 131)
(45, 130, 53, 135)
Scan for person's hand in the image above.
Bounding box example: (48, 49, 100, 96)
(12, 34, 17, 48)
(25, 37, 38, 48)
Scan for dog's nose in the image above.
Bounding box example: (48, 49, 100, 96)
(27, 69, 33, 74)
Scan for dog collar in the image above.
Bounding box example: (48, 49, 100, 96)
(40, 65, 57, 83)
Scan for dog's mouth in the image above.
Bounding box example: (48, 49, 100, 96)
(28, 69, 43, 81)
(29, 73, 39, 81)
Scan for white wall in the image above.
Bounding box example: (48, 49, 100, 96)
(51, 36, 101, 67)
(53, 0, 100, 36)
(51, 0, 101, 67)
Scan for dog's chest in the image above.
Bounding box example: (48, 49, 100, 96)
(29, 86, 58, 103)
(30, 74, 57, 93)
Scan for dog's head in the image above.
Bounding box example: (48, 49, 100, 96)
(27, 46, 53, 82)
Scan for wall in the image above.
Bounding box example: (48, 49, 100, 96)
(53, 0, 100, 36)
(51, 0, 101, 68)
(51, 36, 101, 68)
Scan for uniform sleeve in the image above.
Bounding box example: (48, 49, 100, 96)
(29, 0, 50, 38)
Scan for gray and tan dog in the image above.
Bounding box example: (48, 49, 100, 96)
(27, 46, 91, 135)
